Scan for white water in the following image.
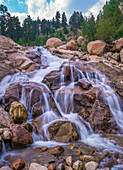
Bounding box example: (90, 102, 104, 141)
(0, 47, 123, 155)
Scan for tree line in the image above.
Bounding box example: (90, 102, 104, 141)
(0, 0, 123, 47)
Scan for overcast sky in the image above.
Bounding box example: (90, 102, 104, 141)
(0, 0, 110, 22)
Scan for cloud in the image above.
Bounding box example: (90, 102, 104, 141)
(25, 0, 70, 20)
(11, 12, 28, 24)
(85, 0, 110, 18)
(0, 0, 3, 4)
(18, 0, 24, 4)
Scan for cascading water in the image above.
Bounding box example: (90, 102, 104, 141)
(0, 47, 123, 155)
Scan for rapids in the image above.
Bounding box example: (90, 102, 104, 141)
(0, 46, 123, 156)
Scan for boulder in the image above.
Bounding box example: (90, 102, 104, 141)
(9, 101, 28, 123)
(0, 108, 13, 128)
(29, 163, 48, 170)
(73, 160, 83, 170)
(66, 40, 78, 51)
(48, 145, 64, 156)
(46, 38, 63, 48)
(84, 161, 99, 170)
(87, 40, 106, 56)
(0, 166, 12, 170)
(2, 130, 12, 141)
(77, 79, 92, 90)
(77, 36, 84, 46)
(48, 121, 79, 143)
(10, 124, 33, 148)
(11, 158, 25, 170)
(120, 48, 123, 63)
(111, 38, 123, 52)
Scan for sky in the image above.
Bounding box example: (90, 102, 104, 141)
(0, 0, 110, 23)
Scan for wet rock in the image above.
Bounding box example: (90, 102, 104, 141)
(11, 158, 25, 170)
(66, 40, 78, 51)
(10, 124, 33, 148)
(9, 101, 28, 123)
(37, 146, 49, 152)
(87, 40, 106, 56)
(0, 108, 13, 128)
(46, 38, 63, 48)
(73, 160, 83, 170)
(48, 146, 64, 156)
(77, 79, 92, 90)
(29, 163, 48, 170)
(48, 121, 79, 143)
(66, 156, 72, 167)
(22, 122, 33, 132)
(48, 164, 56, 170)
(84, 161, 99, 170)
(120, 48, 123, 63)
(80, 155, 95, 162)
(0, 166, 12, 170)
(2, 130, 12, 141)
(32, 102, 43, 118)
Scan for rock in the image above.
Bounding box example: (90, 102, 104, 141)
(10, 124, 33, 148)
(0, 108, 13, 128)
(112, 53, 120, 61)
(66, 40, 78, 51)
(80, 155, 95, 162)
(96, 168, 109, 170)
(110, 59, 118, 65)
(48, 121, 79, 143)
(77, 36, 84, 46)
(87, 40, 106, 56)
(66, 156, 72, 167)
(84, 161, 99, 170)
(120, 48, 123, 63)
(37, 146, 49, 152)
(112, 38, 123, 52)
(48, 164, 56, 170)
(73, 160, 83, 170)
(29, 163, 48, 170)
(46, 38, 63, 48)
(77, 79, 92, 90)
(0, 166, 12, 170)
(9, 101, 28, 123)
(56, 163, 65, 170)
(2, 130, 12, 141)
(11, 158, 25, 170)
(22, 123, 33, 132)
(48, 146, 64, 156)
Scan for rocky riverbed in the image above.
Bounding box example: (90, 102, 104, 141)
(0, 36, 123, 170)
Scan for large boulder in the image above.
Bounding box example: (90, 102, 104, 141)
(111, 38, 123, 52)
(77, 36, 84, 46)
(0, 108, 13, 128)
(46, 38, 63, 48)
(10, 124, 33, 148)
(9, 101, 28, 123)
(120, 48, 123, 63)
(87, 40, 107, 56)
(66, 40, 78, 51)
(48, 121, 79, 143)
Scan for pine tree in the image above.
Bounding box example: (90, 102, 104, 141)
(62, 12, 68, 34)
(55, 11, 61, 29)
(41, 19, 47, 35)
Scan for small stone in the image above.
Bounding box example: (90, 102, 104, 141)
(66, 156, 72, 167)
(11, 158, 25, 170)
(56, 163, 65, 170)
(2, 130, 12, 141)
(37, 146, 49, 152)
(69, 144, 75, 149)
(48, 164, 56, 170)
(29, 163, 48, 170)
(48, 146, 64, 156)
(73, 160, 83, 170)
(0, 166, 12, 170)
(80, 155, 95, 162)
(75, 150, 82, 156)
(85, 161, 99, 170)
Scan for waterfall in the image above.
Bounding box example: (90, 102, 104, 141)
(0, 47, 123, 154)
